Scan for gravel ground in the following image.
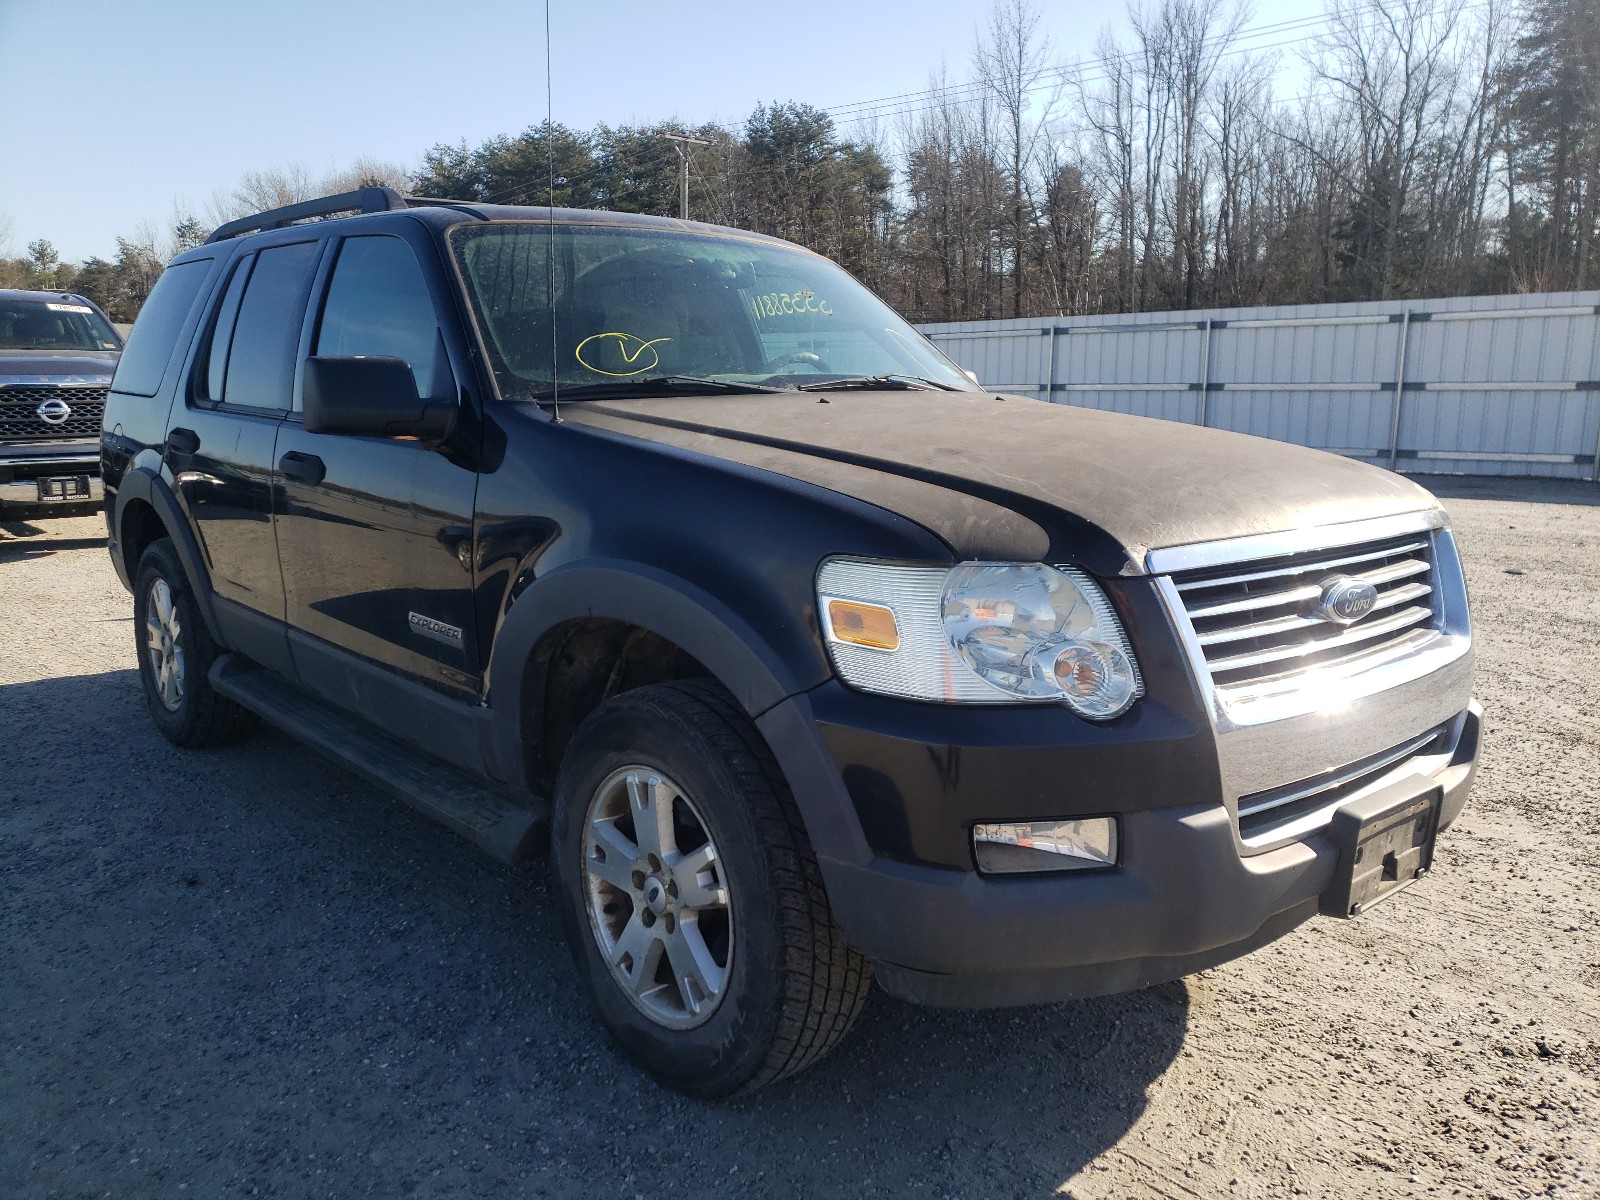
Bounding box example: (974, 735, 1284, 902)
(2, 477, 1596, 1200)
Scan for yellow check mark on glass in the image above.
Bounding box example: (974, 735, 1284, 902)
(575, 332, 673, 376)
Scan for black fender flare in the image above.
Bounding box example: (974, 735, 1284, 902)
(486, 558, 811, 760)
(484, 559, 872, 867)
(113, 465, 223, 643)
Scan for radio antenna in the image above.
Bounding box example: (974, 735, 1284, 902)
(545, 0, 561, 422)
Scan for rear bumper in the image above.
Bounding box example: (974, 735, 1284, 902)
(801, 697, 1480, 1008)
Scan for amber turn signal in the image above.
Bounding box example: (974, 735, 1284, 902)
(826, 599, 901, 651)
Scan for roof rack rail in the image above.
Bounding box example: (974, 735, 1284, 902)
(401, 194, 489, 216)
(205, 187, 412, 244)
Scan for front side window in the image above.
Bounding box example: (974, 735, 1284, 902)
(314, 235, 441, 399)
(0, 297, 120, 352)
(448, 223, 974, 400)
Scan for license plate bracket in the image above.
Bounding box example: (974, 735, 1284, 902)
(1320, 777, 1442, 918)
(36, 475, 91, 501)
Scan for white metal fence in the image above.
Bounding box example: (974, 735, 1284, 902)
(918, 291, 1600, 481)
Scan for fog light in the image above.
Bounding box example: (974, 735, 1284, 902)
(972, 818, 1118, 875)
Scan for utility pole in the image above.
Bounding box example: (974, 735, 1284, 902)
(661, 132, 710, 220)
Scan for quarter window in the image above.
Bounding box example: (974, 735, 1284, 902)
(112, 259, 212, 397)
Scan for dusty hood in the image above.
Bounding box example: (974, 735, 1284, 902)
(566, 390, 1443, 573)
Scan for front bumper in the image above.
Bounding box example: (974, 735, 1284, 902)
(774, 681, 1472, 1011)
(0, 445, 102, 508)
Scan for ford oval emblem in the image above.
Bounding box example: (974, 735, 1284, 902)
(1316, 577, 1379, 624)
(36, 398, 72, 425)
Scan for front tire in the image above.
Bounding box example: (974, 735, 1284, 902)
(132, 538, 258, 748)
(551, 680, 871, 1097)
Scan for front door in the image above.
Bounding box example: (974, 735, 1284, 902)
(272, 231, 481, 711)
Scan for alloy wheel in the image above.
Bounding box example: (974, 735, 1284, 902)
(144, 577, 185, 712)
(581, 765, 733, 1030)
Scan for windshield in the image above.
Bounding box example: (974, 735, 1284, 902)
(448, 222, 974, 399)
(0, 298, 120, 352)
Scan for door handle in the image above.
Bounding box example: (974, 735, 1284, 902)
(165, 427, 200, 455)
(278, 450, 326, 487)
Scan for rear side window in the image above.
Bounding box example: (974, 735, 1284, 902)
(209, 241, 320, 411)
(314, 235, 441, 398)
(111, 259, 214, 397)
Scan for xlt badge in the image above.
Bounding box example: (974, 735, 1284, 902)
(409, 612, 463, 646)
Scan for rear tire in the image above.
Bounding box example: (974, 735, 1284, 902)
(133, 538, 258, 748)
(551, 679, 871, 1097)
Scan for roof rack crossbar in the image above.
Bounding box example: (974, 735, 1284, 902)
(204, 186, 412, 244)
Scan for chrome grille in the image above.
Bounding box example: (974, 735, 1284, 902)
(1171, 532, 1440, 692)
(0, 385, 108, 441)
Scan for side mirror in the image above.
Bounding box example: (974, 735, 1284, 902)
(302, 356, 456, 442)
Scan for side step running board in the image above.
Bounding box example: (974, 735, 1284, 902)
(209, 654, 544, 863)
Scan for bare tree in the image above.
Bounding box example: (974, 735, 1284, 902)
(321, 156, 412, 194)
(1311, 0, 1467, 298)
(230, 163, 320, 217)
(975, 0, 1061, 316)
(1160, 0, 1245, 306)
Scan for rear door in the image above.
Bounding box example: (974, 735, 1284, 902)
(169, 238, 322, 671)
(271, 229, 482, 707)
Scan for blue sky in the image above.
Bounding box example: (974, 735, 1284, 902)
(0, 0, 1321, 262)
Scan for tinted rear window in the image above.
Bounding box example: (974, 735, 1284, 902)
(111, 261, 214, 397)
(222, 241, 320, 411)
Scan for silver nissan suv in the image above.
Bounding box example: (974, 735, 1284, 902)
(0, 288, 123, 514)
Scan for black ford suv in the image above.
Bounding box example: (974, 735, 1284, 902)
(102, 189, 1480, 1096)
(1, 288, 122, 512)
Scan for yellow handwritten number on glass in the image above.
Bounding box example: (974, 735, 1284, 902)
(575, 332, 673, 377)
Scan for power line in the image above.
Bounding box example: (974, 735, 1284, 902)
(707, 0, 1484, 135)
(695, 8, 1338, 138)
(817, 9, 1338, 124)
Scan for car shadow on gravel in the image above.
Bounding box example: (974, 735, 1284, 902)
(0, 535, 107, 560)
(0, 517, 106, 558)
(5, 667, 1188, 1200)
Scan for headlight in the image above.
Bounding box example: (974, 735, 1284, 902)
(816, 558, 1143, 717)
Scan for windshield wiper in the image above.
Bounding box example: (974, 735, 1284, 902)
(529, 375, 790, 401)
(796, 374, 959, 392)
